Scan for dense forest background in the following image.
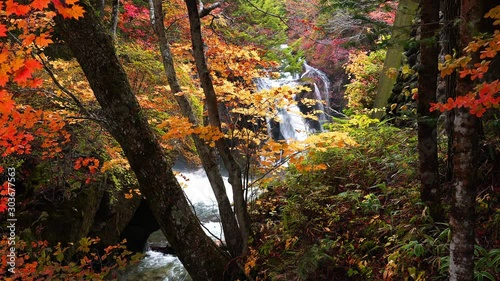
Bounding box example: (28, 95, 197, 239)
(0, 0, 499, 280)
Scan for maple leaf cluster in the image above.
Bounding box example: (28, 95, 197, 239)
(430, 6, 500, 117)
(0, 0, 87, 209)
(0, 236, 141, 280)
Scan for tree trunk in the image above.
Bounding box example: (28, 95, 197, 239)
(53, 2, 231, 280)
(417, 0, 441, 221)
(373, 0, 419, 118)
(148, 0, 244, 257)
(448, 0, 482, 279)
(440, 0, 460, 184)
(110, 0, 120, 38)
(184, 0, 251, 255)
(99, 0, 104, 19)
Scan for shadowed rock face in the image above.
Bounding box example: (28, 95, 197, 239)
(12, 163, 146, 262)
(120, 199, 160, 253)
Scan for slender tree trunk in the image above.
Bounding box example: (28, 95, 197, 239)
(448, 0, 482, 279)
(110, 0, 120, 38)
(184, 0, 251, 254)
(98, 0, 105, 19)
(148, 0, 243, 258)
(449, 111, 479, 281)
(441, 0, 460, 184)
(417, 0, 441, 221)
(53, 2, 231, 280)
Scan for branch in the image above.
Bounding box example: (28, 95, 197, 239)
(250, 148, 307, 187)
(184, 193, 227, 253)
(241, 0, 288, 27)
(199, 0, 223, 18)
(7, 31, 99, 123)
(35, 51, 95, 119)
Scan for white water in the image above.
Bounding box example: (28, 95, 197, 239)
(302, 62, 331, 109)
(176, 169, 232, 205)
(120, 169, 226, 281)
(123, 62, 332, 280)
(255, 75, 309, 141)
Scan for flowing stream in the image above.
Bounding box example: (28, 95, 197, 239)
(121, 63, 331, 280)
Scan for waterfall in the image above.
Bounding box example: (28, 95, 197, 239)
(301, 62, 331, 109)
(255, 76, 308, 141)
(257, 62, 332, 140)
(122, 62, 333, 280)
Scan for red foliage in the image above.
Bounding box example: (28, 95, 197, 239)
(118, 0, 156, 47)
(430, 7, 500, 117)
(368, 1, 397, 25)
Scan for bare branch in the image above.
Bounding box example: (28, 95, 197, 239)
(7, 31, 99, 122)
(199, 1, 224, 18)
(34, 51, 95, 119)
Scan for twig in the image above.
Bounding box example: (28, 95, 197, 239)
(7, 31, 101, 123)
(183, 191, 226, 248)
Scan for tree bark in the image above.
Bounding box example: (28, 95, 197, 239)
(184, 0, 251, 254)
(53, 2, 231, 280)
(373, 0, 419, 118)
(110, 0, 120, 38)
(148, 0, 243, 257)
(448, 0, 482, 280)
(441, 0, 460, 184)
(417, 0, 441, 221)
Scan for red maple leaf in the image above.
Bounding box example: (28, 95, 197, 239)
(0, 24, 7, 37)
(13, 67, 32, 83)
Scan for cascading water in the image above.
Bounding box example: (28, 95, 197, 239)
(122, 62, 332, 281)
(255, 76, 308, 141)
(120, 169, 227, 281)
(301, 62, 332, 128)
(301, 62, 331, 111)
(257, 62, 332, 139)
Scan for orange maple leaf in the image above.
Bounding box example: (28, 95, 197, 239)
(0, 75, 8, 87)
(34, 33, 53, 47)
(11, 57, 25, 72)
(74, 158, 83, 170)
(31, 0, 51, 10)
(14, 67, 33, 83)
(21, 33, 36, 46)
(53, 0, 86, 19)
(25, 58, 43, 71)
(0, 48, 8, 63)
(5, 0, 31, 16)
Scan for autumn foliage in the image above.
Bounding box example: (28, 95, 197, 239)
(431, 6, 500, 117)
(0, 236, 142, 280)
(0, 0, 86, 163)
(0, 0, 89, 215)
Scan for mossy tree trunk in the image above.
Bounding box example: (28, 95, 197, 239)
(373, 0, 419, 118)
(54, 2, 233, 280)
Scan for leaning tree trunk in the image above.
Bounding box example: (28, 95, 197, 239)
(148, 0, 243, 257)
(448, 0, 482, 279)
(53, 2, 233, 280)
(373, 0, 419, 118)
(417, 0, 441, 221)
(184, 0, 251, 254)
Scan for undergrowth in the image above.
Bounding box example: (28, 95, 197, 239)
(248, 115, 499, 281)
